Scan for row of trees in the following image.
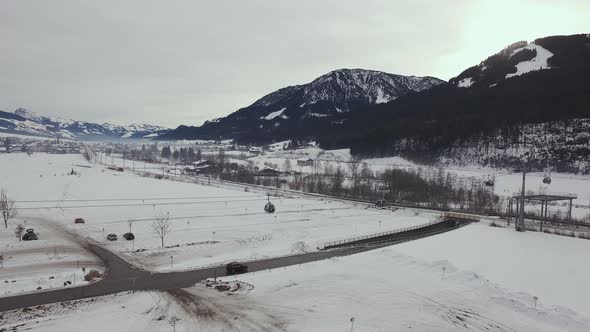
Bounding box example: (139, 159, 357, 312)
(161, 146, 202, 163)
(216, 163, 501, 214)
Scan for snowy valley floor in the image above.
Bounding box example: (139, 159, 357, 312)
(0, 219, 103, 296)
(1, 153, 590, 331)
(0, 153, 436, 274)
(3, 222, 590, 331)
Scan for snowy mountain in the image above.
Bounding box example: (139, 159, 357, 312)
(252, 69, 443, 108)
(162, 69, 444, 142)
(0, 108, 169, 140)
(449, 34, 590, 89)
(345, 34, 590, 173)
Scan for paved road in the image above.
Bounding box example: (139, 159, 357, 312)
(0, 219, 469, 312)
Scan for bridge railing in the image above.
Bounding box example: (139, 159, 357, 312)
(442, 212, 480, 222)
(323, 219, 445, 249)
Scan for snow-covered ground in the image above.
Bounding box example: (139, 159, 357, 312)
(6, 220, 590, 331)
(2, 151, 590, 331)
(0, 153, 437, 272)
(246, 147, 590, 208)
(0, 218, 103, 296)
(0, 291, 192, 331)
(212, 220, 590, 331)
(394, 220, 590, 314)
(105, 146, 590, 220)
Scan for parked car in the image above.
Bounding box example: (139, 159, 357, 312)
(106, 233, 118, 241)
(74, 218, 85, 224)
(226, 262, 248, 275)
(123, 232, 135, 240)
(22, 229, 38, 241)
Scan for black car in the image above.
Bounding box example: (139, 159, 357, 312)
(22, 231, 38, 241)
(226, 262, 248, 275)
(106, 233, 118, 241)
(123, 232, 135, 240)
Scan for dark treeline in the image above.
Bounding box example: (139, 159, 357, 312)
(326, 35, 590, 160)
(160, 146, 202, 164)
(213, 163, 502, 214)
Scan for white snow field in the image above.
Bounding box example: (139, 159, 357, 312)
(215, 220, 590, 331)
(2, 152, 590, 331)
(105, 145, 590, 213)
(244, 147, 590, 210)
(0, 153, 436, 272)
(0, 217, 104, 296)
(0, 291, 194, 332)
(6, 220, 590, 331)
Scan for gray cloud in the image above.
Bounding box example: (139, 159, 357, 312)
(1, 0, 588, 127)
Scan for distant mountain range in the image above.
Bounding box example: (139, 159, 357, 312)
(161, 69, 444, 141)
(3, 34, 589, 172)
(0, 108, 170, 140)
(163, 33, 590, 173)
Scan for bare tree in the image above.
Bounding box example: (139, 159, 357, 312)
(152, 212, 171, 247)
(3, 138, 10, 153)
(217, 149, 226, 173)
(348, 159, 361, 196)
(0, 189, 17, 229)
(283, 159, 292, 172)
(347, 159, 360, 178)
(360, 162, 372, 179)
(15, 224, 25, 241)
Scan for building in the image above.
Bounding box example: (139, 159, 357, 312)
(297, 158, 314, 167)
(257, 168, 283, 176)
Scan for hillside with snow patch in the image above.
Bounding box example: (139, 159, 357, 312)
(161, 68, 444, 142)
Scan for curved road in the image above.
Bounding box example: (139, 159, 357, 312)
(0, 219, 469, 312)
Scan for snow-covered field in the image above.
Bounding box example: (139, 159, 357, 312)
(244, 146, 590, 211)
(4, 220, 590, 331)
(0, 153, 436, 272)
(0, 291, 191, 331)
(2, 151, 590, 331)
(100, 143, 590, 212)
(200, 220, 590, 331)
(0, 218, 103, 296)
(394, 220, 590, 314)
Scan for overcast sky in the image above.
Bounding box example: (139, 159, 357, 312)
(1, 0, 588, 128)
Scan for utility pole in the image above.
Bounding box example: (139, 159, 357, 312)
(518, 169, 526, 232)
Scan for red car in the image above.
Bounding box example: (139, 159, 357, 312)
(74, 218, 85, 224)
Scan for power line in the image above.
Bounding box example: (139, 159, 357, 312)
(14, 195, 262, 203)
(16, 198, 264, 210)
(16, 199, 336, 211)
(92, 206, 356, 225)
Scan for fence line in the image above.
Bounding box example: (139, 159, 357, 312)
(323, 219, 445, 249)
